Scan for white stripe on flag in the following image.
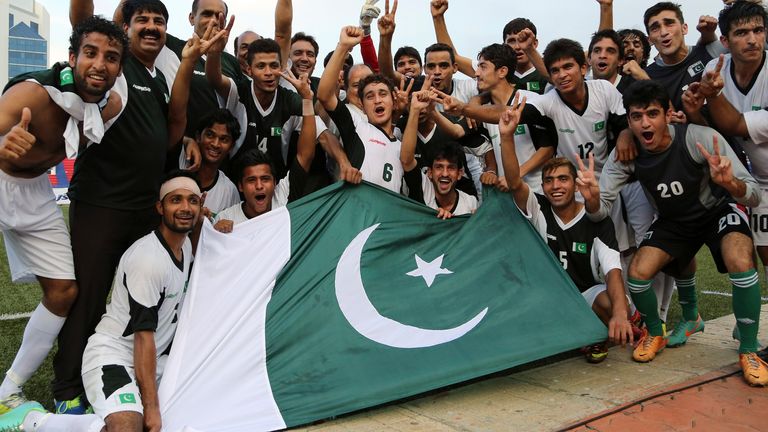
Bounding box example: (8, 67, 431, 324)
(159, 209, 291, 432)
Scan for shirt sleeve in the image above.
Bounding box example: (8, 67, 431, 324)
(686, 124, 761, 207)
(328, 101, 366, 169)
(594, 222, 622, 277)
(591, 151, 634, 221)
(360, 34, 380, 73)
(744, 110, 768, 145)
(403, 166, 425, 204)
(122, 252, 167, 335)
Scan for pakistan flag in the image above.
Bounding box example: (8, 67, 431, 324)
(158, 182, 606, 431)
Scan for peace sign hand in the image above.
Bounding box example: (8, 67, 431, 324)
(697, 135, 734, 187)
(576, 153, 600, 204)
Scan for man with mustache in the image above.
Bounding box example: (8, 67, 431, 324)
(55, 0, 222, 413)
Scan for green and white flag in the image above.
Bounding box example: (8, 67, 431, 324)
(158, 182, 606, 431)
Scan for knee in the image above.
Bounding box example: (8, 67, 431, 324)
(628, 261, 654, 281)
(725, 253, 754, 274)
(41, 279, 78, 313)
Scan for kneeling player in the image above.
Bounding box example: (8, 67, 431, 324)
(0, 171, 203, 431)
(400, 90, 478, 218)
(584, 80, 766, 386)
(500, 95, 634, 362)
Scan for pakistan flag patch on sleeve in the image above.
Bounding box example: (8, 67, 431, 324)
(118, 393, 137, 404)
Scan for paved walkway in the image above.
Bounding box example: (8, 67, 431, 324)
(298, 306, 768, 431)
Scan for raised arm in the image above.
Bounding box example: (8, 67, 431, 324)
(696, 55, 748, 135)
(319, 27, 364, 112)
(70, 0, 96, 26)
(431, 0, 474, 77)
(517, 29, 550, 82)
(597, 0, 613, 31)
(282, 70, 317, 172)
(432, 91, 507, 124)
(274, 0, 293, 70)
(168, 20, 228, 147)
(377, 0, 403, 83)
(0, 83, 45, 161)
(205, 14, 235, 101)
(400, 91, 431, 172)
(499, 94, 531, 210)
(359, 0, 382, 72)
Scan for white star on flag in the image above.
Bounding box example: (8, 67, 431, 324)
(406, 254, 453, 287)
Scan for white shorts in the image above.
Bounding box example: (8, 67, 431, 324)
(0, 169, 74, 283)
(83, 365, 143, 419)
(582, 284, 607, 307)
(750, 187, 768, 247)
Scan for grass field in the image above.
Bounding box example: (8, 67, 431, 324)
(1, 206, 767, 410)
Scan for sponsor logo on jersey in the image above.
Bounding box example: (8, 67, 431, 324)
(558, 128, 575, 134)
(164, 93, 170, 104)
(270, 127, 282, 137)
(593, 121, 605, 132)
(59, 67, 74, 86)
(572, 242, 587, 254)
(687, 61, 705, 77)
(644, 230, 654, 240)
(546, 234, 557, 241)
(248, 122, 258, 128)
(515, 125, 526, 135)
(132, 84, 152, 93)
(193, 70, 207, 76)
(489, 133, 499, 141)
(527, 81, 541, 91)
(118, 393, 137, 404)
(752, 105, 762, 111)
(369, 138, 387, 146)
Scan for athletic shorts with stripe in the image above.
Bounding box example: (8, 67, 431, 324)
(640, 203, 752, 276)
(83, 365, 143, 418)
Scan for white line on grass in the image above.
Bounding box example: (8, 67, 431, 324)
(0, 312, 32, 321)
(701, 290, 768, 302)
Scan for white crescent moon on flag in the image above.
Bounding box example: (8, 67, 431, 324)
(335, 224, 488, 349)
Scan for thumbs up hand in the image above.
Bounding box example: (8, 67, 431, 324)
(0, 107, 36, 161)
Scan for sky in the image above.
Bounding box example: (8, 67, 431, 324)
(40, 0, 728, 76)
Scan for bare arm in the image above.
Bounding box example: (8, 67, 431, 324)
(204, 14, 235, 100)
(70, 0, 96, 26)
(134, 331, 161, 432)
(432, 91, 507, 123)
(319, 27, 364, 112)
(400, 93, 429, 172)
(499, 96, 530, 210)
(430, 109, 466, 139)
(377, 0, 402, 83)
(274, 0, 293, 70)
(604, 268, 633, 346)
(597, 0, 613, 31)
(519, 146, 554, 178)
(282, 70, 317, 172)
(431, 0, 474, 77)
(518, 29, 550, 82)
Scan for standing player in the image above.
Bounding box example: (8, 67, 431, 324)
(431, 0, 548, 94)
(56, 0, 223, 412)
(0, 16, 127, 416)
(682, 1, 768, 339)
(643, 2, 725, 111)
(401, 90, 478, 218)
(0, 172, 203, 432)
(213, 69, 323, 231)
(319, 26, 404, 193)
(499, 95, 634, 362)
(584, 80, 766, 385)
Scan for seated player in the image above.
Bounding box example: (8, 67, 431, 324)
(190, 108, 242, 217)
(401, 90, 478, 218)
(0, 171, 203, 432)
(583, 80, 766, 386)
(499, 94, 634, 362)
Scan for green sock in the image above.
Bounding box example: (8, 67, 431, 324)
(730, 270, 761, 354)
(675, 275, 698, 321)
(628, 278, 664, 336)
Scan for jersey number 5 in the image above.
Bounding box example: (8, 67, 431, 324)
(559, 251, 568, 270)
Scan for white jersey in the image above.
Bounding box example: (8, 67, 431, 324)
(82, 231, 192, 375)
(202, 170, 240, 215)
(213, 173, 292, 226)
(527, 80, 626, 178)
(485, 89, 548, 193)
(328, 102, 403, 193)
(706, 52, 768, 184)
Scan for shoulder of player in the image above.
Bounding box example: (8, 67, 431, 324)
(164, 33, 187, 54)
(1, 80, 51, 110)
(122, 232, 172, 274)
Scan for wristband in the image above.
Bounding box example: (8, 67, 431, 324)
(302, 99, 315, 116)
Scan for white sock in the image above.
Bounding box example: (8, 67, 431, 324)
(26, 411, 105, 432)
(0, 303, 65, 399)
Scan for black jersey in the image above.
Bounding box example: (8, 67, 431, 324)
(523, 193, 621, 292)
(69, 56, 170, 210)
(645, 44, 718, 111)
